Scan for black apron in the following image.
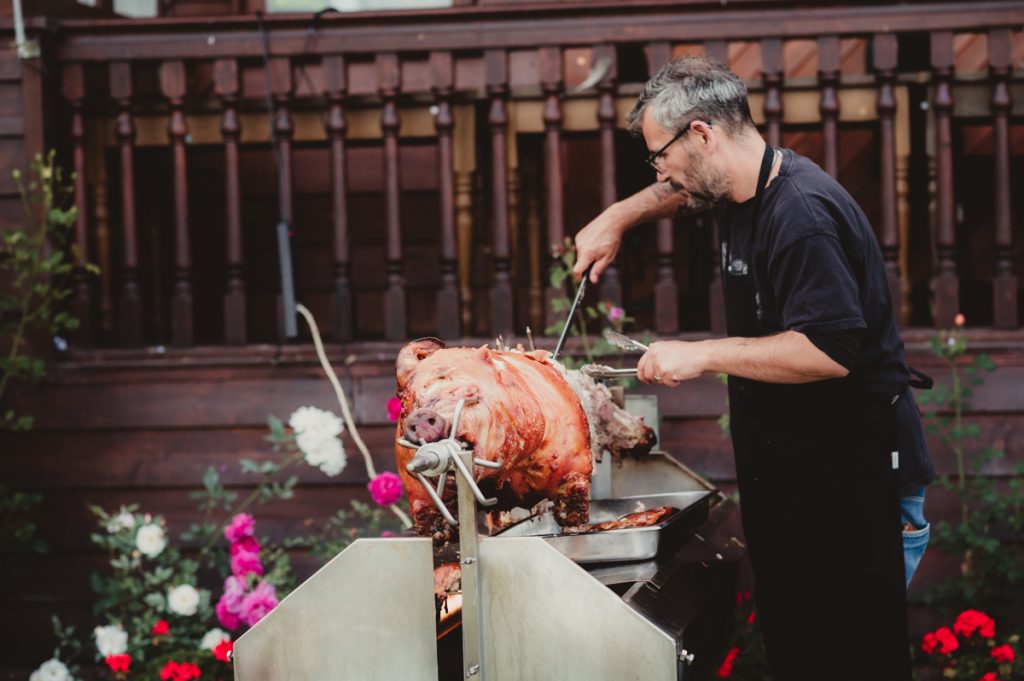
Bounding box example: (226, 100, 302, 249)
(723, 145, 912, 681)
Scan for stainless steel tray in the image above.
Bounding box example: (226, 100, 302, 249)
(495, 491, 714, 564)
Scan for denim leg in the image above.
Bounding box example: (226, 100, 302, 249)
(901, 486, 930, 589)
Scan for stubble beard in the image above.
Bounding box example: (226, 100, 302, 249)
(675, 146, 732, 214)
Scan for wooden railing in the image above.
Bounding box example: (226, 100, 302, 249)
(47, 1, 1024, 347)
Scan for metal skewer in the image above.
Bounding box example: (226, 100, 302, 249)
(552, 265, 592, 361)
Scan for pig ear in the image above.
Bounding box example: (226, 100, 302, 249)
(396, 337, 446, 390)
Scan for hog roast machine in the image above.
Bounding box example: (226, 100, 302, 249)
(233, 395, 745, 681)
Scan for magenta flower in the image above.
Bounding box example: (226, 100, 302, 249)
(230, 549, 264, 578)
(387, 396, 402, 423)
(215, 598, 241, 630)
(380, 530, 396, 538)
(215, 576, 246, 630)
(240, 581, 278, 627)
(606, 306, 624, 322)
(224, 513, 255, 543)
(230, 535, 260, 556)
(368, 471, 403, 506)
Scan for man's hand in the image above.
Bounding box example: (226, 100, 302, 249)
(636, 341, 709, 387)
(573, 206, 626, 284)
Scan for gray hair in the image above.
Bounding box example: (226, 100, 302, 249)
(627, 56, 755, 137)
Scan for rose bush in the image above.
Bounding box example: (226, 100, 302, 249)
(30, 401, 410, 680)
(918, 609, 1022, 680)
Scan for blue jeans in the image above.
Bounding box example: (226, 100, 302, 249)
(901, 486, 929, 589)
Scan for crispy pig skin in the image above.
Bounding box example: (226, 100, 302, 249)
(395, 340, 593, 535)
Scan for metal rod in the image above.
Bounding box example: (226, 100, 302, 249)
(456, 447, 485, 680)
(552, 265, 591, 360)
(415, 472, 456, 525)
(451, 453, 499, 506)
(474, 459, 502, 469)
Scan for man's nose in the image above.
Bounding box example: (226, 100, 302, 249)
(656, 169, 670, 184)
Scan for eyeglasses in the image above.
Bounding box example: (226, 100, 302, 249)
(644, 119, 713, 172)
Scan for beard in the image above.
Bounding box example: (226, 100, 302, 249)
(673, 146, 732, 214)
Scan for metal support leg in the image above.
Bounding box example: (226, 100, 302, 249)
(457, 448, 485, 679)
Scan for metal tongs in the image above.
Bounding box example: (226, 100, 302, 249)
(579, 331, 649, 379)
(552, 265, 591, 361)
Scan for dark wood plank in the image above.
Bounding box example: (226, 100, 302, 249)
(989, 28, 1017, 329)
(930, 30, 958, 328)
(872, 33, 902, 325)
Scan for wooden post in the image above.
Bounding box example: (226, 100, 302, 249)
(930, 31, 959, 328)
(761, 39, 784, 148)
(818, 35, 840, 178)
(432, 51, 460, 339)
(215, 59, 246, 345)
(873, 33, 903, 325)
(110, 61, 143, 346)
(379, 53, 407, 341)
(324, 55, 352, 342)
(596, 44, 622, 306)
(62, 63, 93, 345)
(989, 28, 1017, 329)
(160, 60, 193, 347)
(539, 46, 564, 331)
(486, 49, 514, 337)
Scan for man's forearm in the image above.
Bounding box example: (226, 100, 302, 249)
(611, 182, 688, 230)
(698, 331, 849, 384)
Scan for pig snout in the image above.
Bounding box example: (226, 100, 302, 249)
(404, 408, 448, 443)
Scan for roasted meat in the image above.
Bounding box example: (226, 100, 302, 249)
(394, 338, 656, 538)
(569, 506, 676, 533)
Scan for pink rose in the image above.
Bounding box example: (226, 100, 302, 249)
(240, 581, 278, 627)
(368, 471, 403, 506)
(954, 313, 966, 327)
(387, 396, 402, 423)
(607, 306, 624, 322)
(224, 513, 255, 543)
(230, 549, 264, 578)
(380, 530, 396, 538)
(230, 536, 260, 556)
(216, 598, 241, 630)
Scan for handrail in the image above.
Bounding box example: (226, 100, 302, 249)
(52, 1, 1024, 61)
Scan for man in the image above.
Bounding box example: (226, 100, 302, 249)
(573, 57, 933, 681)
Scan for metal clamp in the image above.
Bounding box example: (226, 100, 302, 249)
(398, 398, 501, 526)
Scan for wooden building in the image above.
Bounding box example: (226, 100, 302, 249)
(1, 0, 1023, 670)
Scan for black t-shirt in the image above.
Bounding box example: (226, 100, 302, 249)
(714, 148, 934, 493)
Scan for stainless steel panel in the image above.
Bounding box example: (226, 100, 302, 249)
(480, 537, 677, 681)
(496, 491, 712, 563)
(233, 538, 438, 681)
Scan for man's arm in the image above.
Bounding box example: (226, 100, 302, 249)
(573, 182, 687, 283)
(637, 331, 849, 386)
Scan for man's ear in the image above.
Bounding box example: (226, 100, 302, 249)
(396, 338, 446, 391)
(691, 120, 716, 151)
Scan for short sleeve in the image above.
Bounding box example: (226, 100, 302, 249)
(769, 232, 866, 335)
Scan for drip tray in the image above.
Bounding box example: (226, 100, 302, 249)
(495, 491, 714, 563)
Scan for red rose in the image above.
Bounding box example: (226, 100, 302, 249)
(922, 632, 939, 655)
(152, 619, 170, 636)
(979, 673, 999, 681)
(213, 639, 234, 663)
(954, 610, 996, 639)
(925, 627, 959, 655)
(105, 654, 131, 673)
(717, 647, 740, 678)
(991, 644, 1015, 663)
(160, 660, 202, 681)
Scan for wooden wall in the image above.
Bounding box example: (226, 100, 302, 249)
(2, 333, 1023, 669)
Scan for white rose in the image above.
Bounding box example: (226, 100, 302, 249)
(300, 435, 347, 477)
(168, 584, 200, 616)
(106, 510, 136, 534)
(93, 624, 128, 656)
(29, 658, 71, 681)
(289, 406, 343, 441)
(199, 627, 231, 651)
(135, 523, 167, 558)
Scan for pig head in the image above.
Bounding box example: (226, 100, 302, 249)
(394, 338, 592, 538)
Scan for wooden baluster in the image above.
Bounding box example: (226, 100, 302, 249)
(930, 31, 959, 327)
(818, 36, 840, 178)
(595, 44, 622, 306)
(538, 46, 564, 331)
(704, 40, 727, 335)
(645, 41, 680, 335)
(486, 49, 514, 337)
(86, 119, 114, 341)
(761, 39, 783, 148)
(323, 55, 352, 342)
(110, 62, 142, 346)
(378, 53, 407, 341)
(160, 60, 193, 347)
(215, 59, 246, 345)
(62, 63, 93, 344)
(873, 34, 903, 323)
(990, 29, 1017, 329)
(432, 51, 460, 339)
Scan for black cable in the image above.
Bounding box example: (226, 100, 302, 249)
(255, 10, 298, 339)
